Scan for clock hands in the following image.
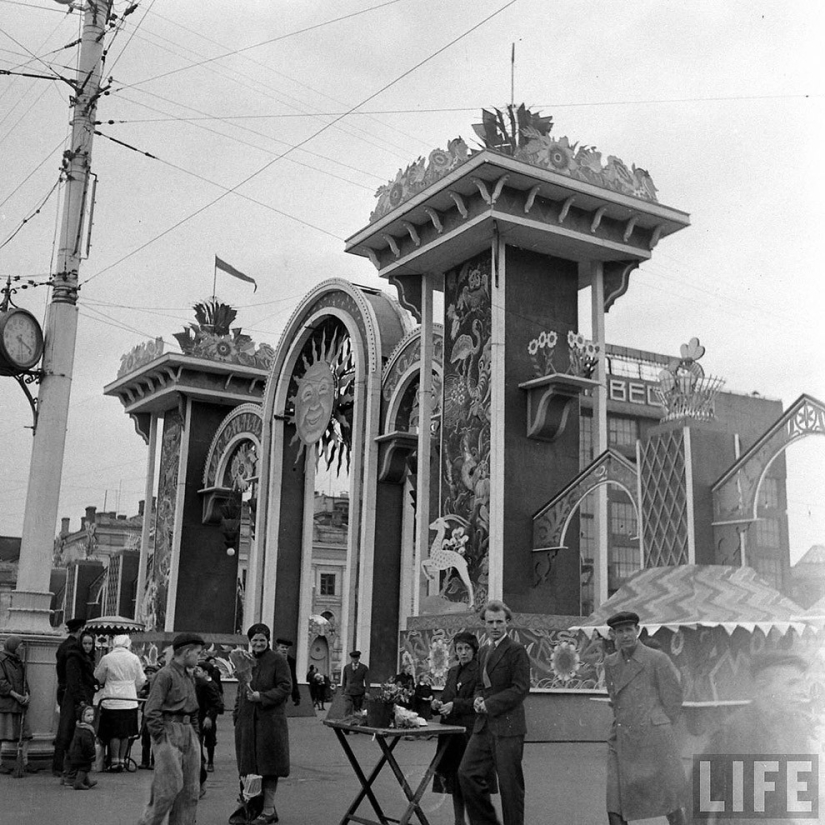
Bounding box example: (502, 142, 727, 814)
(15, 333, 33, 356)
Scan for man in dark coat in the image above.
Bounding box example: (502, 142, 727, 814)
(275, 638, 301, 706)
(52, 617, 85, 775)
(604, 611, 687, 825)
(341, 650, 369, 715)
(458, 599, 530, 825)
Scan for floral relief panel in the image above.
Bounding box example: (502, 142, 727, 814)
(399, 614, 606, 690)
(426, 253, 492, 615)
(138, 410, 182, 631)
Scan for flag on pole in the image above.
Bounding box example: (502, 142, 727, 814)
(215, 255, 257, 292)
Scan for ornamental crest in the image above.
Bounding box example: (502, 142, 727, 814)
(368, 105, 659, 222)
(173, 299, 275, 370)
(118, 337, 164, 377)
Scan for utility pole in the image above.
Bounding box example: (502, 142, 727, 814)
(7, 0, 112, 747)
(11, 0, 112, 632)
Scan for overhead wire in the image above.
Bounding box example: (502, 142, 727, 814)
(0, 137, 64, 210)
(114, 0, 406, 92)
(104, 89, 382, 186)
(104, 18, 422, 165)
(101, 93, 820, 123)
(142, 5, 431, 159)
(81, 0, 520, 288)
(0, 177, 61, 252)
(93, 128, 348, 239)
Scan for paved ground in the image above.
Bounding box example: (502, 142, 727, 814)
(1, 708, 673, 824)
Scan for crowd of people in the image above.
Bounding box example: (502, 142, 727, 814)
(0, 599, 820, 825)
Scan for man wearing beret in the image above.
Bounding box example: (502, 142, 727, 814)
(604, 611, 687, 825)
(52, 617, 86, 775)
(137, 632, 205, 825)
(341, 650, 369, 716)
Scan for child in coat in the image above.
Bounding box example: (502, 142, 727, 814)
(68, 704, 98, 790)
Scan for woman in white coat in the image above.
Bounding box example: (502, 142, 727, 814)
(94, 635, 145, 771)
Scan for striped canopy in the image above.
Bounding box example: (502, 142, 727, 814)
(572, 564, 805, 638)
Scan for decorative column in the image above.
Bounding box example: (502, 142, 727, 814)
(590, 261, 609, 607)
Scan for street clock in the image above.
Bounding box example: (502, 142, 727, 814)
(0, 307, 45, 375)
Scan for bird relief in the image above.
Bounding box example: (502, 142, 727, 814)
(422, 516, 474, 610)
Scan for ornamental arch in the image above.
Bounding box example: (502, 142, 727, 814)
(712, 394, 825, 568)
(250, 279, 409, 678)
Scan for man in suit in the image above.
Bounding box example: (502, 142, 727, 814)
(275, 638, 301, 706)
(341, 650, 369, 715)
(604, 611, 687, 825)
(458, 599, 530, 825)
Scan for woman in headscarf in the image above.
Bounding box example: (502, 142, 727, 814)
(55, 630, 98, 783)
(0, 636, 34, 773)
(231, 623, 291, 825)
(94, 634, 145, 771)
(432, 632, 487, 825)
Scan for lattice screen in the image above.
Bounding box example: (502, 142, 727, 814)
(639, 429, 689, 566)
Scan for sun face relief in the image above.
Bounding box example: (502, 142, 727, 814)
(295, 359, 335, 445)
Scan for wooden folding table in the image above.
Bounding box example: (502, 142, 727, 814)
(323, 718, 466, 825)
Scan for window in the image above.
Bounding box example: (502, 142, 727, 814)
(608, 416, 638, 449)
(610, 501, 637, 541)
(759, 477, 779, 510)
(319, 572, 336, 596)
(755, 517, 780, 549)
(580, 414, 593, 466)
(609, 545, 640, 593)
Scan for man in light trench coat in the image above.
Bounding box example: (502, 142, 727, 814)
(604, 611, 688, 825)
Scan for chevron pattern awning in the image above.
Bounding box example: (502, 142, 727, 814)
(572, 564, 805, 637)
(792, 594, 825, 626)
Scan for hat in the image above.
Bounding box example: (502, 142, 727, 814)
(246, 623, 271, 641)
(112, 634, 131, 649)
(66, 618, 85, 632)
(275, 638, 293, 648)
(172, 632, 205, 651)
(349, 650, 361, 658)
(606, 611, 640, 629)
(453, 632, 479, 652)
(3, 635, 22, 654)
(750, 651, 808, 676)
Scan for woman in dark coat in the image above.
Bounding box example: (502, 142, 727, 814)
(233, 623, 291, 825)
(432, 632, 484, 825)
(0, 635, 33, 772)
(55, 631, 97, 779)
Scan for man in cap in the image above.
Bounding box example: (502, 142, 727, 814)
(341, 650, 369, 716)
(604, 611, 687, 825)
(52, 617, 86, 775)
(275, 638, 301, 706)
(136, 632, 205, 825)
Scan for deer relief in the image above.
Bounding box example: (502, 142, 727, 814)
(422, 516, 474, 607)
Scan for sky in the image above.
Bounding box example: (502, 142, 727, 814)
(1, 0, 823, 564)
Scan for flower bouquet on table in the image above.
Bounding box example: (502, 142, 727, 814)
(365, 681, 413, 728)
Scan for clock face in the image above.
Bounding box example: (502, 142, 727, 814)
(1, 309, 43, 371)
